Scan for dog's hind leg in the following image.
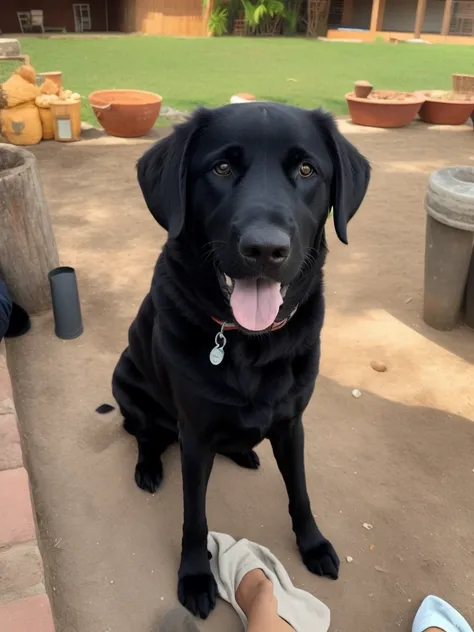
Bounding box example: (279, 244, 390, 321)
(219, 449, 260, 470)
(113, 353, 178, 494)
(131, 424, 177, 493)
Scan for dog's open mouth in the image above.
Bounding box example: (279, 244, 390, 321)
(220, 273, 288, 332)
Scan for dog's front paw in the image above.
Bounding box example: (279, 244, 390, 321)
(134, 459, 163, 493)
(178, 572, 217, 619)
(301, 539, 340, 579)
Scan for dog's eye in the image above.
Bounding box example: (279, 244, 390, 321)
(299, 163, 314, 178)
(213, 162, 232, 177)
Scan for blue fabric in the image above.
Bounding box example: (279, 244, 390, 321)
(413, 596, 473, 632)
(0, 280, 12, 340)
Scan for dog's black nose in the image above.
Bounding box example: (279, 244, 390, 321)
(239, 228, 291, 267)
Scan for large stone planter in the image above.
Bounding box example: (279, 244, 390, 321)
(423, 167, 474, 330)
(0, 145, 59, 313)
(0, 39, 21, 57)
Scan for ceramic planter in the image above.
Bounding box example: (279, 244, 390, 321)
(346, 91, 425, 128)
(89, 89, 162, 137)
(418, 91, 474, 125)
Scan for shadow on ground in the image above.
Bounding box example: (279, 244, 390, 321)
(328, 120, 474, 366)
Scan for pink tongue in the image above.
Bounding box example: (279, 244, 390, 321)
(230, 278, 283, 331)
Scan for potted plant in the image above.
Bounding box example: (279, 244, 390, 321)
(207, 6, 229, 36)
(346, 90, 425, 128)
(417, 90, 474, 125)
(240, 0, 286, 35)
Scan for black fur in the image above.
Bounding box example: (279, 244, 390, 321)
(5, 302, 30, 338)
(110, 103, 370, 619)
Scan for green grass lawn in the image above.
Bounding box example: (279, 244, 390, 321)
(18, 35, 474, 126)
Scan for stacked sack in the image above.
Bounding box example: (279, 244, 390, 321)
(0, 64, 42, 145)
(0, 63, 82, 145)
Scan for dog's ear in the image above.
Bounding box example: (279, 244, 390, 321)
(136, 109, 209, 239)
(314, 110, 371, 244)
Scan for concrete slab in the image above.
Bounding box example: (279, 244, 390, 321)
(6, 120, 474, 632)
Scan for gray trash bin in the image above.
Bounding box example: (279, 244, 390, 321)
(423, 167, 474, 331)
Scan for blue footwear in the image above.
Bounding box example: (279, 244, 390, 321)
(413, 596, 472, 632)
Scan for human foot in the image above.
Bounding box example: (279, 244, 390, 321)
(208, 531, 330, 632)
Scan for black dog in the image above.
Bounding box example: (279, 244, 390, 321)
(109, 103, 370, 619)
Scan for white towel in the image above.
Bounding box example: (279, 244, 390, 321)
(208, 532, 330, 632)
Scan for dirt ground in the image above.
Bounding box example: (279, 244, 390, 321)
(6, 119, 474, 632)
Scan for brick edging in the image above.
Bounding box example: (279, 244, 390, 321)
(0, 343, 55, 631)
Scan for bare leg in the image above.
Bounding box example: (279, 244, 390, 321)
(236, 569, 294, 632)
(237, 581, 445, 632)
(236, 578, 449, 632)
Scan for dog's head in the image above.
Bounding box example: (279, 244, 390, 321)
(137, 103, 370, 333)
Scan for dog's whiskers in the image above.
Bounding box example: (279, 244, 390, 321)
(300, 250, 317, 276)
(200, 240, 225, 267)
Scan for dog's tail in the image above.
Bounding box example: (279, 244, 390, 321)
(96, 404, 115, 414)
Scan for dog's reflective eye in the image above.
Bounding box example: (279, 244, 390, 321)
(299, 163, 314, 178)
(213, 162, 232, 177)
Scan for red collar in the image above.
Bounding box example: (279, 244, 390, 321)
(212, 307, 298, 332)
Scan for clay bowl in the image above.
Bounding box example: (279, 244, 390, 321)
(89, 89, 162, 137)
(346, 91, 425, 128)
(417, 91, 474, 125)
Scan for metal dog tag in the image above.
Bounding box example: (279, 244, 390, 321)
(209, 346, 225, 366)
(209, 324, 227, 366)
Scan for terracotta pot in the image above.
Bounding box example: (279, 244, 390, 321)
(89, 89, 162, 137)
(235, 92, 256, 101)
(230, 92, 257, 104)
(38, 71, 62, 90)
(354, 81, 373, 99)
(417, 91, 474, 125)
(346, 91, 425, 128)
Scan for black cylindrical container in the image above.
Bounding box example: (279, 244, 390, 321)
(465, 249, 474, 330)
(48, 267, 83, 339)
